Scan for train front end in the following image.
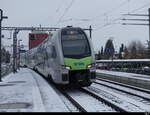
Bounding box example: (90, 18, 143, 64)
(61, 27, 96, 87)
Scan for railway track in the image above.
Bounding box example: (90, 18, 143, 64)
(96, 78, 150, 103)
(56, 86, 127, 112)
(45, 81, 126, 112)
(84, 78, 150, 112)
(34, 70, 125, 112)
(56, 87, 87, 112)
(79, 88, 127, 112)
(33, 70, 150, 112)
(86, 86, 150, 112)
(96, 77, 150, 94)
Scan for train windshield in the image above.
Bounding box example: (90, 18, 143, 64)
(61, 28, 91, 58)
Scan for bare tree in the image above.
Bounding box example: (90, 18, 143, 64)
(124, 46, 129, 59)
(126, 40, 146, 59)
(136, 40, 146, 58)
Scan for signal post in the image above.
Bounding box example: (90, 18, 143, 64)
(0, 9, 8, 82)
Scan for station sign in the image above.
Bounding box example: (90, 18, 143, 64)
(19, 50, 27, 53)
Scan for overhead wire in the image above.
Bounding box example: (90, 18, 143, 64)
(55, 0, 65, 13)
(93, 1, 150, 31)
(54, 0, 128, 28)
(75, 0, 130, 30)
(129, 2, 150, 13)
(92, 15, 124, 32)
(93, 14, 125, 31)
(41, 0, 65, 27)
(88, 0, 150, 51)
(72, 0, 129, 28)
(49, 0, 150, 31)
(90, 0, 129, 21)
(55, 0, 75, 26)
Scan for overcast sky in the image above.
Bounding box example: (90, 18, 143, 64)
(1, 0, 150, 52)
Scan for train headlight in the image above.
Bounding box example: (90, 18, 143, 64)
(87, 63, 96, 69)
(87, 64, 92, 68)
(62, 65, 71, 70)
(65, 66, 71, 70)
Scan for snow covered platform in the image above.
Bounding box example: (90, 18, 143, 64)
(96, 70, 150, 90)
(0, 68, 69, 112)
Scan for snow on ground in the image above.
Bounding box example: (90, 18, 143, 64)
(91, 83, 150, 112)
(67, 89, 116, 112)
(96, 70, 150, 81)
(0, 68, 69, 112)
(0, 68, 149, 112)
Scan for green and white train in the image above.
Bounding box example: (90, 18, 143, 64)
(23, 26, 96, 87)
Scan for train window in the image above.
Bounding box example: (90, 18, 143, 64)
(61, 29, 91, 58)
(62, 29, 83, 35)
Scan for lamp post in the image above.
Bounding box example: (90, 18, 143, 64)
(0, 9, 8, 82)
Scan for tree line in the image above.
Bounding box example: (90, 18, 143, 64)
(97, 39, 150, 60)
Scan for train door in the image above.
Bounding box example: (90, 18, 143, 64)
(51, 45, 59, 81)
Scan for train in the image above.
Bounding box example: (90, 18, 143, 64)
(22, 26, 96, 87)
